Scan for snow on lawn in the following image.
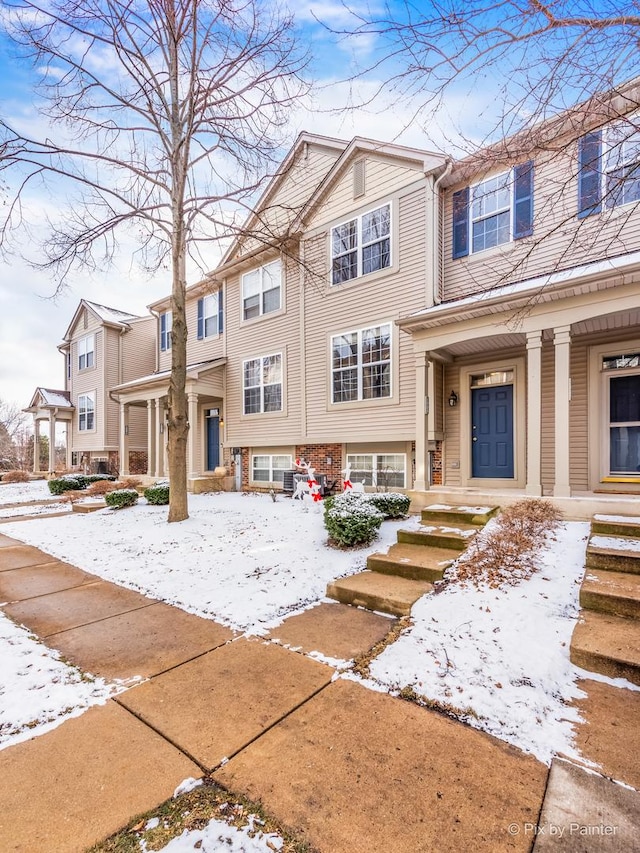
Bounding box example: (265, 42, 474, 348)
(0, 479, 53, 505)
(142, 817, 284, 853)
(0, 612, 122, 751)
(366, 521, 591, 765)
(0, 503, 71, 519)
(1, 492, 416, 634)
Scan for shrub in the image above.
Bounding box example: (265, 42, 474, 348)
(1, 470, 30, 484)
(324, 491, 384, 547)
(105, 488, 139, 510)
(119, 477, 143, 490)
(86, 480, 121, 497)
(367, 492, 411, 519)
(48, 476, 84, 495)
(144, 484, 170, 505)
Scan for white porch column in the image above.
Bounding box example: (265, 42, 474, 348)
(147, 399, 156, 476)
(119, 402, 130, 476)
(187, 392, 199, 479)
(526, 331, 543, 496)
(33, 419, 40, 473)
(65, 421, 72, 470)
(414, 353, 429, 491)
(554, 325, 572, 498)
(48, 413, 57, 473)
(155, 398, 164, 477)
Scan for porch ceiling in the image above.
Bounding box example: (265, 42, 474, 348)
(572, 306, 640, 336)
(442, 332, 525, 357)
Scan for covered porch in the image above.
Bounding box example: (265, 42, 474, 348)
(111, 358, 227, 489)
(24, 388, 74, 474)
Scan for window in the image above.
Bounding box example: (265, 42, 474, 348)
(603, 353, 640, 475)
(252, 454, 292, 484)
(331, 203, 391, 284)
(160, 311, 172, 351)
(579, 122, 640, 216)
(78, 393, 95, 431)
(197, 291, 223, 339)
(332, 324, 391, 403)
(347, 453, 406, 488)
(452, 163, 534, 258)
(66, 351, 71, 381)
(242, 261, 281, 320)
(78, 334, 95, 370)
(243, 353, 282, 414)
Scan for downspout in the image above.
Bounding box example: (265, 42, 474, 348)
(432, 160, 453, 305)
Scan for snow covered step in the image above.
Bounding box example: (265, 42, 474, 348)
(570, 611, 640, 686)
(420, 504, 499, 526)
(580, 570, 640, 620)
(366, 543, 454, 582)
(326, 571, 432, 617)
(591, 514, 640, 539)
(398, 523, 478, 551)
(586, 534, 640, 574)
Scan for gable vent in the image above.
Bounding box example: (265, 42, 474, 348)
(83, 310, 88, 330)
(353, 159, 366, 199)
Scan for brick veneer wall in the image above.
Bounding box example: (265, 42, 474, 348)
(294, 443, 344, 489)
(431, 442, 443, 486)
(129, 451, 148, 475)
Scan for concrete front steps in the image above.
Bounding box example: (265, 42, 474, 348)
(326, 503, 499, 617)
(571, 514, 640, 686)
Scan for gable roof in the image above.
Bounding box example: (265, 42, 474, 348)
(61, 299, 143, 342)
(25, 388, 73, 411)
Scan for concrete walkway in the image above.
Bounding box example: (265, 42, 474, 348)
(0, 533, 638, 852)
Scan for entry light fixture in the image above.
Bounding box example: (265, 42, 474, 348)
(219, 416, 225, 428)
(448, 390, 458, 408)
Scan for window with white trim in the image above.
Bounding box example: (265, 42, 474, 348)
(332, 324, 391, 403)
(471, 173, 512, 253)
(160, 311, 172, 351)
(252, 454, 292, 484)
(78, 393, 95, 431)
(605, 123, 640, 208)
(346, 453, 406, 488)
(243, 353, 282, 414)
(242, 260, 281, 320)
(603, 353, 640, 475)
(78, 334, 95, 370)
(331, 203, 391, 285)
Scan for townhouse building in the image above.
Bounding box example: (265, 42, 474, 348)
(27, 82, 640, 515)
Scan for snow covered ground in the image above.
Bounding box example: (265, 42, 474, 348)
(1, 483, 635, 773)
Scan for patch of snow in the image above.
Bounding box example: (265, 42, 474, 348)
(0, 481, 52, 506)
(306, 649, 351, 669)
(368, 522, 591, 765)
(145, 818, 160, 831)
(590, 535, 640, 553)
(173, 777, 203, 797)
(419, 525, 477, 537)
(594, 514, 640, 524)
(0, 503, 70, 519)
(146, 817, 285, 853)
(427, 504, 493, 513)
(1, 493, 406, 633)
(0, 612, 122, 751)
(573, 666, 640, 693)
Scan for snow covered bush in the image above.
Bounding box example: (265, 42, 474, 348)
(144, 484, 170, 505)
(367, 492, 410, 519)
(1, 470, 29, 483)
(104, 488, 139, 510)
(324, 491, 384, 547)
(48, 476, 83, 495)
(454, 498, 562, 588)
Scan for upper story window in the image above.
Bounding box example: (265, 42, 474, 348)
(197, 290, 223, 339)
(452, 163, 534, 258)
(331, 203, 391, 285)
(242, 260, 281, 320)
(579, 120, 640, 216)
(243, 353, 282, 414)
(160, 311, 172, 351)
(78, 334, 95, 370)
(78, 392, 95, 431)
(331, 323, 391, 403)
(66, 351, 71, 381)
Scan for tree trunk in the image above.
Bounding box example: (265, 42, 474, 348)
(167, 225, 189, 522)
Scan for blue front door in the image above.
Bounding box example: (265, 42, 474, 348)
(206, 414, 220, 471)
(471, 385, 514, 478)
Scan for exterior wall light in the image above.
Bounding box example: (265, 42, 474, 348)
(448, 390, 458, 408)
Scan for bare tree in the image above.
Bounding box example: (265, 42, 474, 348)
(0, 399, 29, 469)
(0, 0, 309, 521)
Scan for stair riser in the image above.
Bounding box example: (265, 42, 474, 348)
(586, 552, 640, 575)
(421, 510, 494, 526)
(570, 646, 640, 687)
(592, 521, 640, 538)
(398, 530, 469, 551)
(325, 583, 412, 617)
(580, 589, 640, 620)
(366, 555, 446, 583)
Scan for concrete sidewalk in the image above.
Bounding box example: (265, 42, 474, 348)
(0, 533, 637, 852)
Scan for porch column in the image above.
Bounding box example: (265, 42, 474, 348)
(65, 421, 72, 470)
(33, 419, 40, 472)
(414, 353, 429, 491)
(119, 402, 130, 476)
(48, 412, 57, 473)
(187, 392, 199, 479)
(146, 399, 156, 476)
(554, 325, 572, 497)
(155, 398, 164, 477)
(526, 331, 543, 496)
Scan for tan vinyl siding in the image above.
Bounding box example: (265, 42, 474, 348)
(442, 144, 640, 302)
(569, 340, 589, 491)
(443, 363, 461, 486)
(121, 318, 156, 382)
(70, 327, 104, 452)
(104, 328, 120, 447)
